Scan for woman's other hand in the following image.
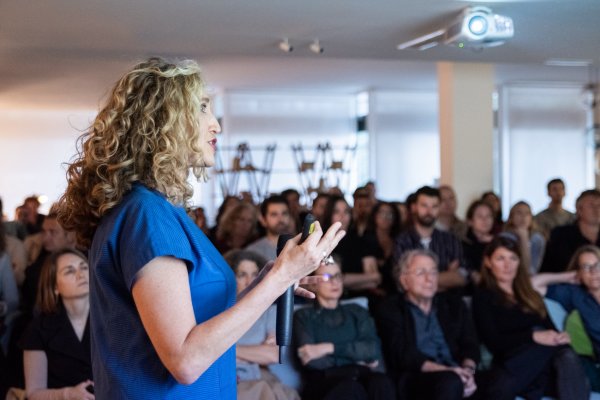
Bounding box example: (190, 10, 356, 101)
(297, 343, 334, 365)
(62, 380, 95, 400)
(532, 329, 571, 346)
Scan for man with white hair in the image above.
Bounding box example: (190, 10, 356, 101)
(375, 249, 480, 400)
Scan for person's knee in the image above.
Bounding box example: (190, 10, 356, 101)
(553, 347, 578, 367)
(324, 379, 367, 400)
(443, 372, 465, 397)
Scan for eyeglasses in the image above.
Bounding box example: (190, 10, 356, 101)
(319, 273, 343, 283)
(580, 263, 600, 273)
(405, 269, 439, 278)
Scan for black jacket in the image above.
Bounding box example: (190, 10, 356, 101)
(375, 292, 480, 378)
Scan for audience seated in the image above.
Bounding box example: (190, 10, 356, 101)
(321, 195, 381, 300)
(207, 195, 241, 241)
(4, 179, 600, 398)
(352, 187, 373, 238)
(363, 201, 402, 296)
(541, 189, 600, 273)
(461, 200, 495, 288)
(212, 201, 258, 254)
(1, 197, 28, 286)
(436, 185, 468, 240)
(473, 235, 589, 400)
(190, 206, 210, 236)
(504, 201, 545, 275)
(22, 206, 78, 318)
(376, 249, 479, 400)
(532, 244, 600, 392)
(224, 250, 299, 400)
(293, 257, 395, 400)
(534, 178, 576, 240)
(20, 248, 93, 400)
(281, 188, 303, 234)
(480, 191, 504, 235)
(394, 186, 468, 292)
(309, 193, 330, 225)
(21, 197, 46, 237)
(0, 224, 19, 355)
(245, 195, 292, 262)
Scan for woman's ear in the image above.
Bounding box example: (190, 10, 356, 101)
(483, 257, 492, 270)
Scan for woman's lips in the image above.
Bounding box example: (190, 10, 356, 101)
(209, 138, 217, 151)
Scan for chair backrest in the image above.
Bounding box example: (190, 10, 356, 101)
(544, 298, 567, 330)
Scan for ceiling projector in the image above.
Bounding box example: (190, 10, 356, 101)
(445, 7, 514, 48)
(397, 6, 514, 51)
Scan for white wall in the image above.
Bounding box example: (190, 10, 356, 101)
(500, 84, 593, 215)
(368, 90, 440, 202)
(0, 109, 95, 217)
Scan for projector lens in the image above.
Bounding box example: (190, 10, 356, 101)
(468, 15, 488, 35)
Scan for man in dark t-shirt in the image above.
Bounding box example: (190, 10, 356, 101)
(541, 189, 600, 273)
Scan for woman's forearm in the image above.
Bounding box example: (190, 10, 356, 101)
(134, 222, 344, 385)
(531, 272, 576, 296)
(134, 259, 289, 385)
(236, 344, 279, 365)
(343, 272, 380, 290)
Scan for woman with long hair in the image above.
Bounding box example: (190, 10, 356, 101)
(364, 201, 402, 295)
(472, 235, 589, 400)
(531, 244, 600, 392)
(480, 191, 503, 235)
(57, 57, 344, 399)
(504, 201, 545, 275)
(461, 200, 495, 285)
(213, 201, 258, 254)
(21, 248, 93, 400)
(321, 195, 381, 298)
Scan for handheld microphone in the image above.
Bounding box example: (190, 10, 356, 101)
(276, 213, 315, 363)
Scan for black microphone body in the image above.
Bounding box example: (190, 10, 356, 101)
(275, 214, 315, 363)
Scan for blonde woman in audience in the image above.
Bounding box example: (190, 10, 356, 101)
(21, 248, 93, 400)
(224, 250, 300, 400)
(504, 201, 545, 274)
(531, 244, 600, 392)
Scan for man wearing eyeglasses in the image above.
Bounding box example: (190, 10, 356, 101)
(375, 249, 480, 400)
(532, 244, 600, 392)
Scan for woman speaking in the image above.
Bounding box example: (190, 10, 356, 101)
(58, 57, 345, 399)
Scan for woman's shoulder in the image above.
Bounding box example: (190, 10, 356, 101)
(472, 286, 498, 305)
(21, 309, 68, 348)
(123, 183, 172, 210)
(341, 302, 370, 316)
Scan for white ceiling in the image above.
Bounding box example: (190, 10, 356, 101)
(1, 0, 599, 109)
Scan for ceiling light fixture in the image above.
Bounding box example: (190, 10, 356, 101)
(279, 38, 294, 53)
(309, 39, 324, 54)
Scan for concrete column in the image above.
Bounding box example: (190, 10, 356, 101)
(438, 62, 494, 217)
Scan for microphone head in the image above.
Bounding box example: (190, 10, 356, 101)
(277, 234, 294, 256)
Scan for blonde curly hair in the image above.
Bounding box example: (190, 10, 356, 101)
(58, 57, 208, 247)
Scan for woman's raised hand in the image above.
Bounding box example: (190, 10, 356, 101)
(275, 221, 345, 286)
